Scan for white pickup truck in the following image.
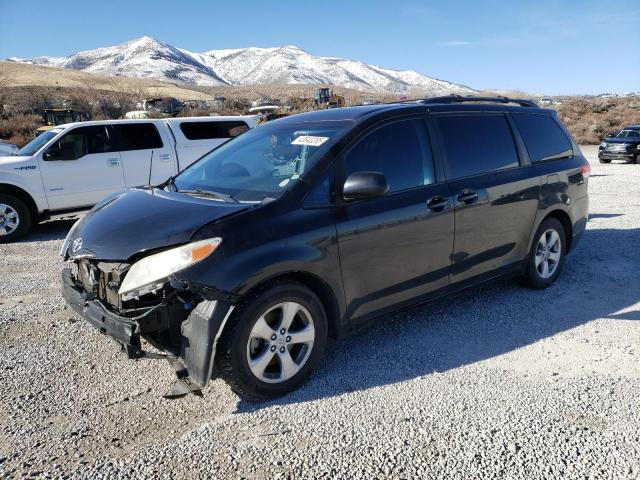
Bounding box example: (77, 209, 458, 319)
(0, 116, 259, 242)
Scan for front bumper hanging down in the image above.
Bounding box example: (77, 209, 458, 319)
(62, 268, 235, 397)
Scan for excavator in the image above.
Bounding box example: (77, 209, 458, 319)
(314, 88, 345, 109)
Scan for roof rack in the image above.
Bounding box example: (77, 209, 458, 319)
(419, 95, 539, 108)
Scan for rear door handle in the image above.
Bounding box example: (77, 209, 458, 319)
(427, 196, 450, 212)
(457, 191, 478, 205)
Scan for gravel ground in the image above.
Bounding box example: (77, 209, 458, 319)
(0, 145, 639, 479)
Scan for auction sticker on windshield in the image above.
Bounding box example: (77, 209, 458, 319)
(291, 135, 329, 147)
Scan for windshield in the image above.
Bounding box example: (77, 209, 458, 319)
(16, 129, 62, 156)
(173, 120, 349, 202)
(616, 129, 640, 138)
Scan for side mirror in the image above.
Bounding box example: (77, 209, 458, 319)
(43, 146, 63, 161)
(343, 171, 389, 200)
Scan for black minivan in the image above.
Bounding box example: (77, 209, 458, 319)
(61, 96, 590, 400)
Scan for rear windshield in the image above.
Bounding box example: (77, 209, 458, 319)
(179, 121, 249, 140)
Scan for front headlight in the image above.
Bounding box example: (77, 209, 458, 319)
(600, 142, 607, 148)
(118, 238, 222, 298)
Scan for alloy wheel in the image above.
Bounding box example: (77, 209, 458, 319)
(0, 203, 20, 236)
(246, 301, 315, 383)
(535, 229, 561, 279)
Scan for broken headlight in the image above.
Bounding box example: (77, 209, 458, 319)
(118, 238, 222, 300)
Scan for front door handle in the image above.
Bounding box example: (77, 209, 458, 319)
(107, 158, 120, 167)
(427, 196, 450, 212)
(457, 190, 478, 205)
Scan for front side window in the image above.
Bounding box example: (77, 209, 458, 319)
(179, 121, 249, 140)
(47, 126, 111, 160)
(112, 123, 163, 151)
(512, 113, 573, 162)
(437, 115, 519, 179)
(345, 118, 434, 192)
(173, 120, 349, 203)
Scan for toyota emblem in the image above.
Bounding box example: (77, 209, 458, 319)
(72, 237, 83, 253)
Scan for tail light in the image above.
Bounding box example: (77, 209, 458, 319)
(580, 163, 591, 179)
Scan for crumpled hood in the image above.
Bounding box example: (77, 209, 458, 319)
(67, 188, 251, 260)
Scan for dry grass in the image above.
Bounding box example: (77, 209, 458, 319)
(0, 114, 41, 146)
(554, 97, 640, 144)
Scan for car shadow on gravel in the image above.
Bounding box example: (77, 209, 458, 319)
(589, 213, 624, 220)
(17, 218, 77, 243)
(236, 226, 640, 412)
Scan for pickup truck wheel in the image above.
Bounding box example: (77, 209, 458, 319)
(217, 281, 328, 401)
(518, 217, 566, 289)
(0, 194, 31, 243)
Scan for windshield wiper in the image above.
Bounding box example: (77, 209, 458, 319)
(178, 188, 240, 203)
(166, 176, 178, 192)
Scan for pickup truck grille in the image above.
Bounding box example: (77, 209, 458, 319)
(605, 144, 630, 152)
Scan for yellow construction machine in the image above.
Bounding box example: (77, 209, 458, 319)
(35, 109, 84, 136)
(314, 88, 345, 109)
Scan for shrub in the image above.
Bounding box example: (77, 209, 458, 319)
(0, 114, 41, 147)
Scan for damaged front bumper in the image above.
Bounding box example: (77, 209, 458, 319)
(61, 267, 235, 396)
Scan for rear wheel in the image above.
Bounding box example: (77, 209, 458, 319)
(0, 194, 31, 243)
(519, 217, 566, 289)
(217, 281, 328, 401)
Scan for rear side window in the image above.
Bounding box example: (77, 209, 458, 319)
(179, 121, 249, 140)
(512, 113, 573, 162)
(437, 115, 519, 179)
(112, 123, 163, 151)
(345, 118, 435, 192)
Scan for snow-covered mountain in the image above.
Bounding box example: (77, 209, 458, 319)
(9, 36, 475, 95)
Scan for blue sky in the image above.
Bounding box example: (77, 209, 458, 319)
(0, 0, 638, 94)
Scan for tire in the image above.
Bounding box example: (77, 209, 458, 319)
(598, 157, 611, 164)
(519, 217, 566, 289)
(0, 194, 31, 243)
(216, 281, 328, 401)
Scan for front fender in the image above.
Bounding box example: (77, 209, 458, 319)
(0, 174, 48, 212)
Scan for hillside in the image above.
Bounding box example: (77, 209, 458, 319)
(0, 61, 213, 100)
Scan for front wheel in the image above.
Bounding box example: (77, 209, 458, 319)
(216, 281, 328, 401)
(0, 194, 31, 243)
(598, 157, 611, 164)
(519, 217, 566, 289)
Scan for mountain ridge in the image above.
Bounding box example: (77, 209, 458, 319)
(8, 36, 475, 95)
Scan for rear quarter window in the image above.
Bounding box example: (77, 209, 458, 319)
(512, 113, 573, 162)
(437, 114, 520, 179)
(179, 121, 249, 140)
(112, 123, 163, 151)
